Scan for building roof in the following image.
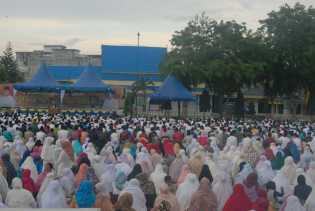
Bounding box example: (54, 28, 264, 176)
(68, 66, 112, 93)
(150, 75, 195, 102)
(14, 63, 62, 92)
(101, 45, 167, 73)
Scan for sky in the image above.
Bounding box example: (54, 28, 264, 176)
(1, 0, 315, 55)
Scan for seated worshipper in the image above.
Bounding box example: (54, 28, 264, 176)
(127, 163, 143, 181)
(115, 192, 136, 211)
(73, 180, 96, 208)
(187, 177, 217, 211)
(281, 156, 297, 185)
(21, 169, 36, 195)
(21, 156, 38, 181)
(300, 144, 314, 170)
(252, 189, 269, 211)
(222, 184, 252, 211)
(150, 149, 163, 169)
(164, 175, 177, 194)
(136, 172, 157, 209)
(198, 164, 213, 183)
(294, 175, 312, 205)
(169, 152, 185, 182)
(35, 162, 53, 191)
(94, 182, 114, 211)
(119, 178, 147, 211)
(113, 171, 127, 199)
(37, 172, 56, 205)
(234, 162, 254, 184)
(154, 183, 180, 211)
(280, 195, 306, 211)
(59, 168, 75, 201)
(0, 166, 8, 205)
(305, 182, 315, 211)
(41, 136, 55, 164)
(266, 181, 284, 211)
(242, 172, 260, 203)
(307, 161, 315, 186)
(1, 153, 16, 187)
(74, 163, 88, 187)
(176, 164, 191, 187)
(255, 155, 276, 185)
(176, 173, 199, 211)
(150, 163, 167, 195)
(40, 180, 68, 208)
(5, 177, 36, 208)
(212, 171, 233, 211)
(188, 154, 204, 177)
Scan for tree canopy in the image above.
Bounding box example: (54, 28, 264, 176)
(0, 42, 23, 83)
(161, 3, 315, 115)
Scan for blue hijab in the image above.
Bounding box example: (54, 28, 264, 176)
(72, 140, 83, 156)
(75, 180, 96, 208)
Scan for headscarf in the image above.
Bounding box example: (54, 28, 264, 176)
(188, 155, 204, 177)
(21, 156, 38, 181)
(281, 156, 297, 185)
(115, 192, 136, 211)
(127, 163, 142, 181)
(95, 192, 114, 211)
(75, 180, 96, 208)
(176, 173, 199, 211)
(198, 164, 213, 183)
(115, 171, 127, 192)
(222, 184, 252, 211)
(176, 164, 190, 187)
(61, 140, 75, 161)
(59, 168, 75, 198)
(280, 195, 306, 211)
(169, 155, 185, 182)
(294, 175, 312, 205)
(37, 172, 55, 204)
(22, 169, 36, 193)
(41, 180, 68, 208)
(150, 163, 167, 195)
(154, 183, 180, 211)
(100, 163, 116, 193)
(188, 177, 218, 211)
(243, 172, 259, 202)
(72, 140, 83, 156)
(136, 172, 156, 195)
(5, 177, 36, 208)
(212, 171, 233, 211)
(120, 178, 147, 211)
(1, 153, 16, 186)
(306, 161, 315, 185)
(0, 167, 8, 203)
(255, 155, 275, 185)
(75, 163, 88, 187)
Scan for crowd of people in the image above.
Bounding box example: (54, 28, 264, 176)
(0, 110, 315, 211)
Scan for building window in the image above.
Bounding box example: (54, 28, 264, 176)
(278, 104, 284, 114)
(258, 101, 271, 114)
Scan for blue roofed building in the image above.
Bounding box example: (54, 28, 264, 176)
(46, 45, 166, 87)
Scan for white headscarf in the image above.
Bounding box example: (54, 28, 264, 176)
(176, 173, 199, 211)
(59, 168, 75, 198)
(273, 171, 293, 197)
(5, 177, 36, 208)
(40, 180, 68, 208)
(212, 171, 233, 211)
(281, 156, 297, 185)
(41, 137, 54, 163)
(120, 179, 147, 211)
(280, 195, 306, 211)
(307, 161, 315, 186)
(20, 156, 38, 181)
(305, 184, 315, 211)
(0, 167, 8, 203)
(150, 163, 167, 195)
(100, 163, 116, 194)
(37, 172, 55, 205)
(255, 155, 275, 185)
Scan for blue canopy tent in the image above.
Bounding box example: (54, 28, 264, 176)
(150, 75, 194, 116)
(67, 66, 112, 93)
(14, 63, 62, 92)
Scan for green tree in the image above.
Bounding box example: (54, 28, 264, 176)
(161, 13, 265, 117)
(0, 42, 23, 83)
(259, 3, 315, 113)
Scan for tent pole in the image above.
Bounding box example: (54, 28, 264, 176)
(177, 101, 181, 117)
